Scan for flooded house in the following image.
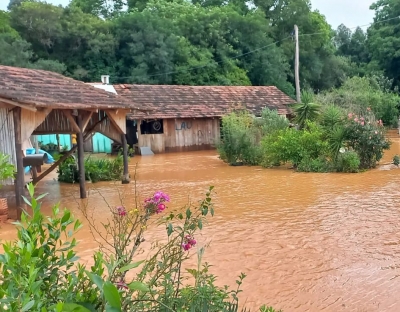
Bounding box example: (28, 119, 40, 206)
(113, 84, 295, 154)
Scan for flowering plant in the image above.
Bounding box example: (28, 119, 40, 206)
(345, 110, 390, 168)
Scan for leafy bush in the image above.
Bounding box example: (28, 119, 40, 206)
(218, 111, 261, 165)
(344, 111, 390, 168)
(297, 156, 332, 173)
(0, 153, 15, 187)
(0, 183, 275, 311)
(261, 122, 328, 169)
(393, 155, 400, 167)
(254, 108, 289, 136)
(334, 151, 360, 173)
(58, 155, 123, 183)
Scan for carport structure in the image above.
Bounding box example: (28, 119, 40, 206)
(0, 65, 148, 219)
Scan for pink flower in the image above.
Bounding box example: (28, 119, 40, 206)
(354, 118, 358, 122)
(182, 235, 196, 251)
(360, 121, 365, 126)
(144, 191, 170, 214)
(348, 113, 353, 119)
(156, 203, 166, 214)
(116, 206, 127, 217)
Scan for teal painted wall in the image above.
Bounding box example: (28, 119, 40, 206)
(36, 134, 71, 149)
(35, 133, 112, 153)
(92, 133, 112, 153)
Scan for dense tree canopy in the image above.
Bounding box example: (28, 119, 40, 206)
(1, 0, 400, 102)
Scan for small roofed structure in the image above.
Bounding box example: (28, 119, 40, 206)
(0, 65, 146, 219)
(114, 84, 295, 153)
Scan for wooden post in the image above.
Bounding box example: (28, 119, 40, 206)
(121, 133, 130, 184)
(77, 113, 86, 198)
(294, 24, 301, 103)
(13, 107, 24, 220)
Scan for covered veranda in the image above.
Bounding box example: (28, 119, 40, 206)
(0, 65, 148, 220)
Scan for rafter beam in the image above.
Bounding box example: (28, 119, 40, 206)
(0, 98, 37, 112)
(62, 110, 80, 133)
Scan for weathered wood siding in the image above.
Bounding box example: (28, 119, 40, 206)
(137, 118, 220, 153)
(0, 107, 16, 185)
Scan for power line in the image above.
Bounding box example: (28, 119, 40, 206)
(113, 15, 400, 82)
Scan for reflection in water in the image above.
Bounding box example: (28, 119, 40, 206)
(2, 136, 400, 311)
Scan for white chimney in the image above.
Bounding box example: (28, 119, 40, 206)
(101, 75, 110, 85)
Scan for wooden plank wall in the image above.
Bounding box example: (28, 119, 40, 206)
(137, 118, 220, 153)
(0, 107, 16, 185)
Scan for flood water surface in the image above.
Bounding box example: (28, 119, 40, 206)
(2, 138, 400, 311)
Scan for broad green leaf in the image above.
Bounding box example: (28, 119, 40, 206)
(86, 271, 104, 291)
(103, 281, 121, 309)
(128, 281, 149, 292)
(117, 260, 145, 273)
(36, 193, 48, 200)
(61, 211, 71, 224)
(21, 300, 35, 311)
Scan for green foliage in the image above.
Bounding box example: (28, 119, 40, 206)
(218, 111, 261, 165)
(334, 151, 360, 173)
(58, 155, 123, 183)
(393, 154, 400, 167)
(292, 91, 322, 129)
(261, 121, 328, 168)
(317, 76, 400, 128)
(0, 153, 15, 187)
(344, 111, 391, 169)
(0, 183, 102, 310)
(254, 108, 290, 136)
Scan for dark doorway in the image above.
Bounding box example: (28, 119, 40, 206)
(126, 119, 138, 147)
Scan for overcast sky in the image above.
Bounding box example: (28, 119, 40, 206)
(0, 0, 376, 30)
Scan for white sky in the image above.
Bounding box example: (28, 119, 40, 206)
(0, 0, 376, 30)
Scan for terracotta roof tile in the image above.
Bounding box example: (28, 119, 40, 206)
(0, 65, 144, 110)
(114, 84, 295, 119)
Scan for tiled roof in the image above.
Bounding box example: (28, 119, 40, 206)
(0, 66, 143, 110)
(114, 84, 295, 119)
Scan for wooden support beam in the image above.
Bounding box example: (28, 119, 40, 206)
(62, 110, 80, 133)
(77, 113, 86, 199)
(121, 134, 130, 184)
(0, 98, 37, 112)
(81, 111, 93, 132)
(105, 109, 127, 134)
(13, 107, 24, 220)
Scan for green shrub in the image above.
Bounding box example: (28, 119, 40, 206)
(335, 151, 360, 173)
(254, 108, 289, 136)
(297, 156, 332, 173)
(58, 155, 123, 183)
(218, 111, 261, 165)
(0, 153, 15, 187)
(344, 111, 391, 168)
(261, 122, 328, 169)
(393, 155, 400, 166)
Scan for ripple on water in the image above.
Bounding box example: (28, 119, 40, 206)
(2, 146, 400, 311)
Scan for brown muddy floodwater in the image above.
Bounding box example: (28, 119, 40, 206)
(2, 137, 400, 311)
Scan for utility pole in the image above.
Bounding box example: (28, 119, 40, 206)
(294, 24, 301, 103)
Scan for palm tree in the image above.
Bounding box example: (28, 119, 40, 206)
(292, 91, 321, 129)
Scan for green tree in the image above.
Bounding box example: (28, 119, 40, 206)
(367, 0, 400, 86)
